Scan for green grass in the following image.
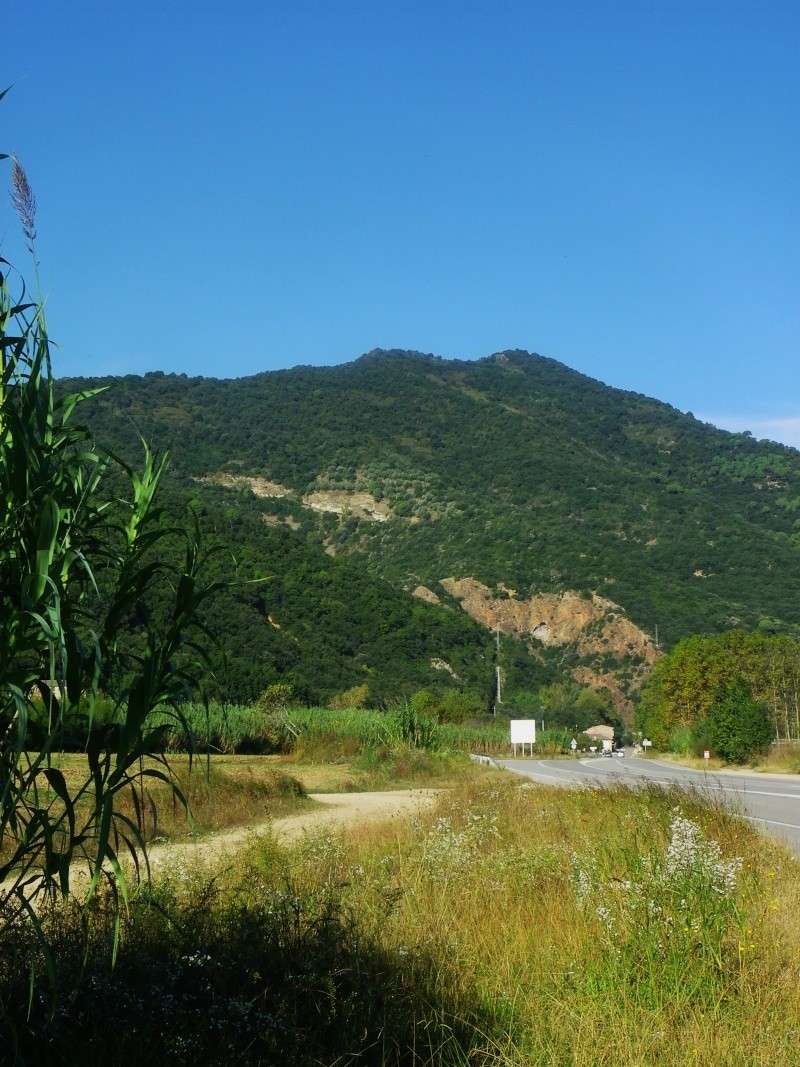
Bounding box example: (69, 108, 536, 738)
(37, 700, 576, 758)
(6, 776, 800, 1065)
(151, 702, 572, 758)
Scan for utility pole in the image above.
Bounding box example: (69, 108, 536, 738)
(494, 626, 502, 713)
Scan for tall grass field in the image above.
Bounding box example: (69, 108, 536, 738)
(31, 699, 575, 758)
(151, 702, 569, 757)
(4, 776, 800, 1065)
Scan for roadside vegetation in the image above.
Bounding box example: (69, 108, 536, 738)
(656, 742, 800, 775)
(10, 752, 311, 846)
(637, 631, 800, 764)
(27, 697, 596, 758)
(5, 776, 800, 1065)
(0, 135, 223, 934)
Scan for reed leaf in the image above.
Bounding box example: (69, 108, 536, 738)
(0, 93, 224, 978)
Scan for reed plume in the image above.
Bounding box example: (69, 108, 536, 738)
(10, 155, 37, 251)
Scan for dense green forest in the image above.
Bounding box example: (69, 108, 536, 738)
(60, 348, 800, 702)
(119, 476, 558, 705)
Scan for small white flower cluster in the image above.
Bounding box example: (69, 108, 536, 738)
(570, 809, 742, 957)
(595, 904, 615, 930)
(299, 830, 346, 873)
(664, 812, 742, 897)
(570, 851, 594, 904)
(420, 811, 499, 879)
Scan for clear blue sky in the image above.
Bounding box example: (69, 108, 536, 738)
(3, 1, 798, 442)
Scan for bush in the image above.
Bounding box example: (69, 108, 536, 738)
(437, 689, 485, 724)
(408, 688, 485, 724)
(409, 688, 439, 717)
(328, 684, 370, 710)
(706, 679, 773, 763)
(255, 683, 294, 712)
(669, 725, 695, 755)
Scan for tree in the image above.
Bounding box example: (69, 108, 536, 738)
(536, 681, 619, 733)
(706, 679, 773, 763)
(636, 630, 800, 746)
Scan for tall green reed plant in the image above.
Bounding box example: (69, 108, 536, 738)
(0, 97, 222, 934)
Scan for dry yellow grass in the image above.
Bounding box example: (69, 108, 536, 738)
(9, 766, 800, 1063)
(229, 772, 800, 1065)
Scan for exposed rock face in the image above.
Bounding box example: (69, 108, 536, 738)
(302, 491, 391, 522)
(439, 577, 659, 715)
(198, 473, 293, 498)
(201, 474, 391, 523)
(440, 578, 657, 663)
(413, 585, 441, 605)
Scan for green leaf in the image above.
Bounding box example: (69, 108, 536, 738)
(22, 495, 60, 605)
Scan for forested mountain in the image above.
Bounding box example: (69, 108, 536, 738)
(62, 348, 800, 706)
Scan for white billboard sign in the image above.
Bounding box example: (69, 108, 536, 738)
(510, 719, 536, 756)
(510, 720, 536, 743)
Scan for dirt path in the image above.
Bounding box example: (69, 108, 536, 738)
(147, 789, 440, 873)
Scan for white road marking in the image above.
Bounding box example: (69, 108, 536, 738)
(743, 815, 800, 832)
(506, 762, 582, 785)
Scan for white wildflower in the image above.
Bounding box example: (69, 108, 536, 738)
(664, 812, 741, 897)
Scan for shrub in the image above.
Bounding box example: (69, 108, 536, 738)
(409, 688, 438, 716)
(707, 679, 773, 763)
(328, 684, 370, 710)
(437, 689, 485, 723)
(669, 725, 695, 755)
(255, 683, 294, 712)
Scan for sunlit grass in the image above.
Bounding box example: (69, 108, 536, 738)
(657, 742, 800, 775)
(7, 774, 800, 1064)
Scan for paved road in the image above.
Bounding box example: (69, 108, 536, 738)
(500, 755, 800, 853)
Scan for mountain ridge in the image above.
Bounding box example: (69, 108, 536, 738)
(60, 347, 800, 708)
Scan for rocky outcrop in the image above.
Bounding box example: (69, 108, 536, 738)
(200, 474, 391, 523)
(198, 473, 293, 498)
(413, 585, 441, 605)
(439, 578, 657, 663)
(302, 490, 391, 522)
(430, 657, 459, 679)
(439, 577, 658, 715)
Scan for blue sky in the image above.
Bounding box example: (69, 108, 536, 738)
(2, 1, 798, 443)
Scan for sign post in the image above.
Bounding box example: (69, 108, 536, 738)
(509, 719, 537, 757)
